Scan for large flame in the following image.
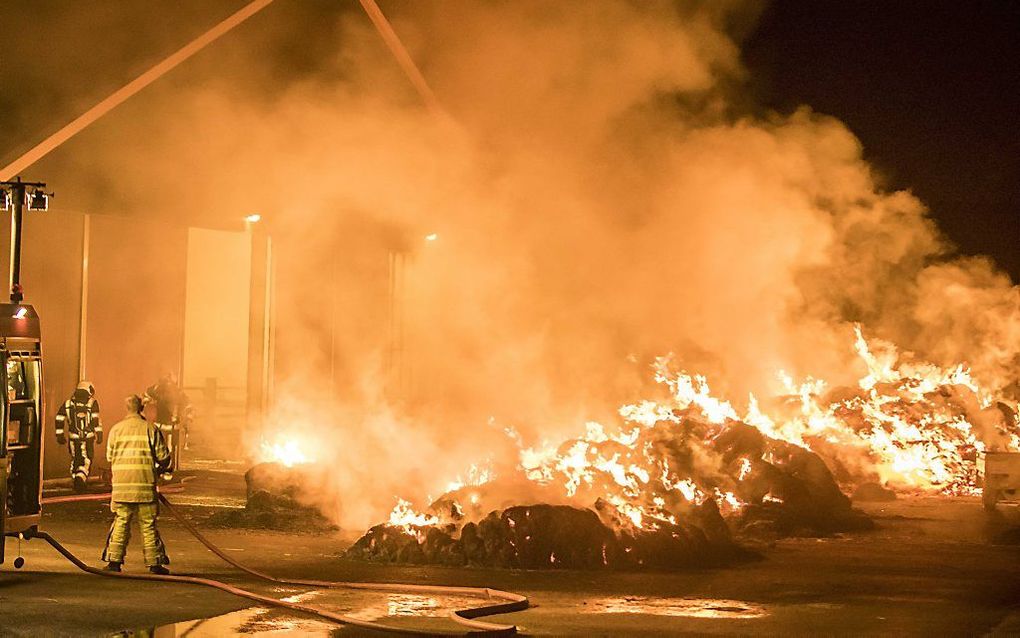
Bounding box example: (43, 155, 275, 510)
(387, 326, 1019, 535)
(260, 436, 313, 468)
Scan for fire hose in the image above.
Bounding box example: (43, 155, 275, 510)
(24, 492, 528, 636)
(40, 481, 189, 505)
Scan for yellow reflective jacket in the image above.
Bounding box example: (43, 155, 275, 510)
(105, 413, 171, 503)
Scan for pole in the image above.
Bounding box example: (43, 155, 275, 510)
(0, 0, 276, 181)
(329, 252, 336, 401)
(357, 0, 446, 119)
(78, 214, 91, 380)
(262, 235, 274, 416)
(246, 227, 268, 435)
(9, 180, 26, 303)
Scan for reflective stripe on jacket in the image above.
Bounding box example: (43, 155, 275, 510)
(105, 413, 170, 503)
(55, 396, 102, 439)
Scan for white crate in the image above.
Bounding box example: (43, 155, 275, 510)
(984, 452, 1020, 508)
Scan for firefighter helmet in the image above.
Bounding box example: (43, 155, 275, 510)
(76, 381, 95, 397)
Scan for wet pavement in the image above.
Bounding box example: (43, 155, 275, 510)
(129, 593, 771, 636)
(130, 590, 495, 637)
(3, 466, 1019, 636)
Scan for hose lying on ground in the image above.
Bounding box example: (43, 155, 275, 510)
(155, 493, 528, 633)
(40, 476, 195, 505)
(41, 484, 185, 505)
(25, 491, 528, 635)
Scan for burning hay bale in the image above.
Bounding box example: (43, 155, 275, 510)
(345, 413, 869, 569)
(345, 326, 1017, 570)
(710, 423, 872, 538)
(346, 501, 753, 569)
(207, 462, 337, 533)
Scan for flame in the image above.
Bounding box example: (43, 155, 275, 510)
(389, 325, 1018, 534)
(444, 463, 494, 493)
(388, 498, 439, 533)
(260, 436, 312, 468)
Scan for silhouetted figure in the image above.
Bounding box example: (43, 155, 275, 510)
(102, 394, 172, 574)
(55, 381, 102, 492)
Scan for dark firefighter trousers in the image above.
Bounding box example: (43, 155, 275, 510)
(68, 438, 94, 485)
(101, 501, 170, 566)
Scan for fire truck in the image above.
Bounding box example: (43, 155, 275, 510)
(0, 179, 47, 565)
(0, 303, 43, 564)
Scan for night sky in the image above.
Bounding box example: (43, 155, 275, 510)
(742, 0, 1019, 280)
(0, 1, 1016, 279)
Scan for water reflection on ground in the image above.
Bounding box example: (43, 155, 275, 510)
(116, 591, 768, 636)
(113, 590, 486, 637)
(585, 596, 767, 619)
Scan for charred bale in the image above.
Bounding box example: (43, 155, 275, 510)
(245, 462, 303, 508)
(712, 422, 767, 464)
(345, 524, 433, 563)
(204, 462, 337, 532)
(502, 505, 613, 569)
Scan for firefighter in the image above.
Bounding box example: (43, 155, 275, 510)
(55, 381, 103, 492)
(144, 373, 188, 473)
(179, 397, 195, 451)
(101, 394, 172, 574)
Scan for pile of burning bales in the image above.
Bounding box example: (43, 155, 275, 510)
(346, 501, 746, 569)
(344, 413, 872, 569)
(256, 327, 1019, 570)
(343, 328, 1018, 570)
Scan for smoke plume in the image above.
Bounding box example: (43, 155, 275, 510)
(31, 1, 1020, 528)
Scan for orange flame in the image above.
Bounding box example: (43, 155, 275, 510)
(259, 436, 313, 468)
(391, 326, 1018, 533)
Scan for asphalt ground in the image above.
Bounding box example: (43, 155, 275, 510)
(2, 468, 1018, 637)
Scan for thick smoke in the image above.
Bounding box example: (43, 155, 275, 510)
(35, 1, 1020, 528)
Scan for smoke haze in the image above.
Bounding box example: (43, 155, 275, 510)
(16, 1, 1020, 527)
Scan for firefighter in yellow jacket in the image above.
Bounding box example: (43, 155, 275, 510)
(101, 394, 172, 574)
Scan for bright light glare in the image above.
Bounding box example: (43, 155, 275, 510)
(261, 438, 311, 468)
(12, 307, 27, 319)
(245, 214, 262, 223)
(425, 233, 438, 242)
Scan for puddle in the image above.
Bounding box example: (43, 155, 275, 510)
(584, 596, 768, 619)
(116, 589, 767, 635)
(113, 589, 486, 637)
